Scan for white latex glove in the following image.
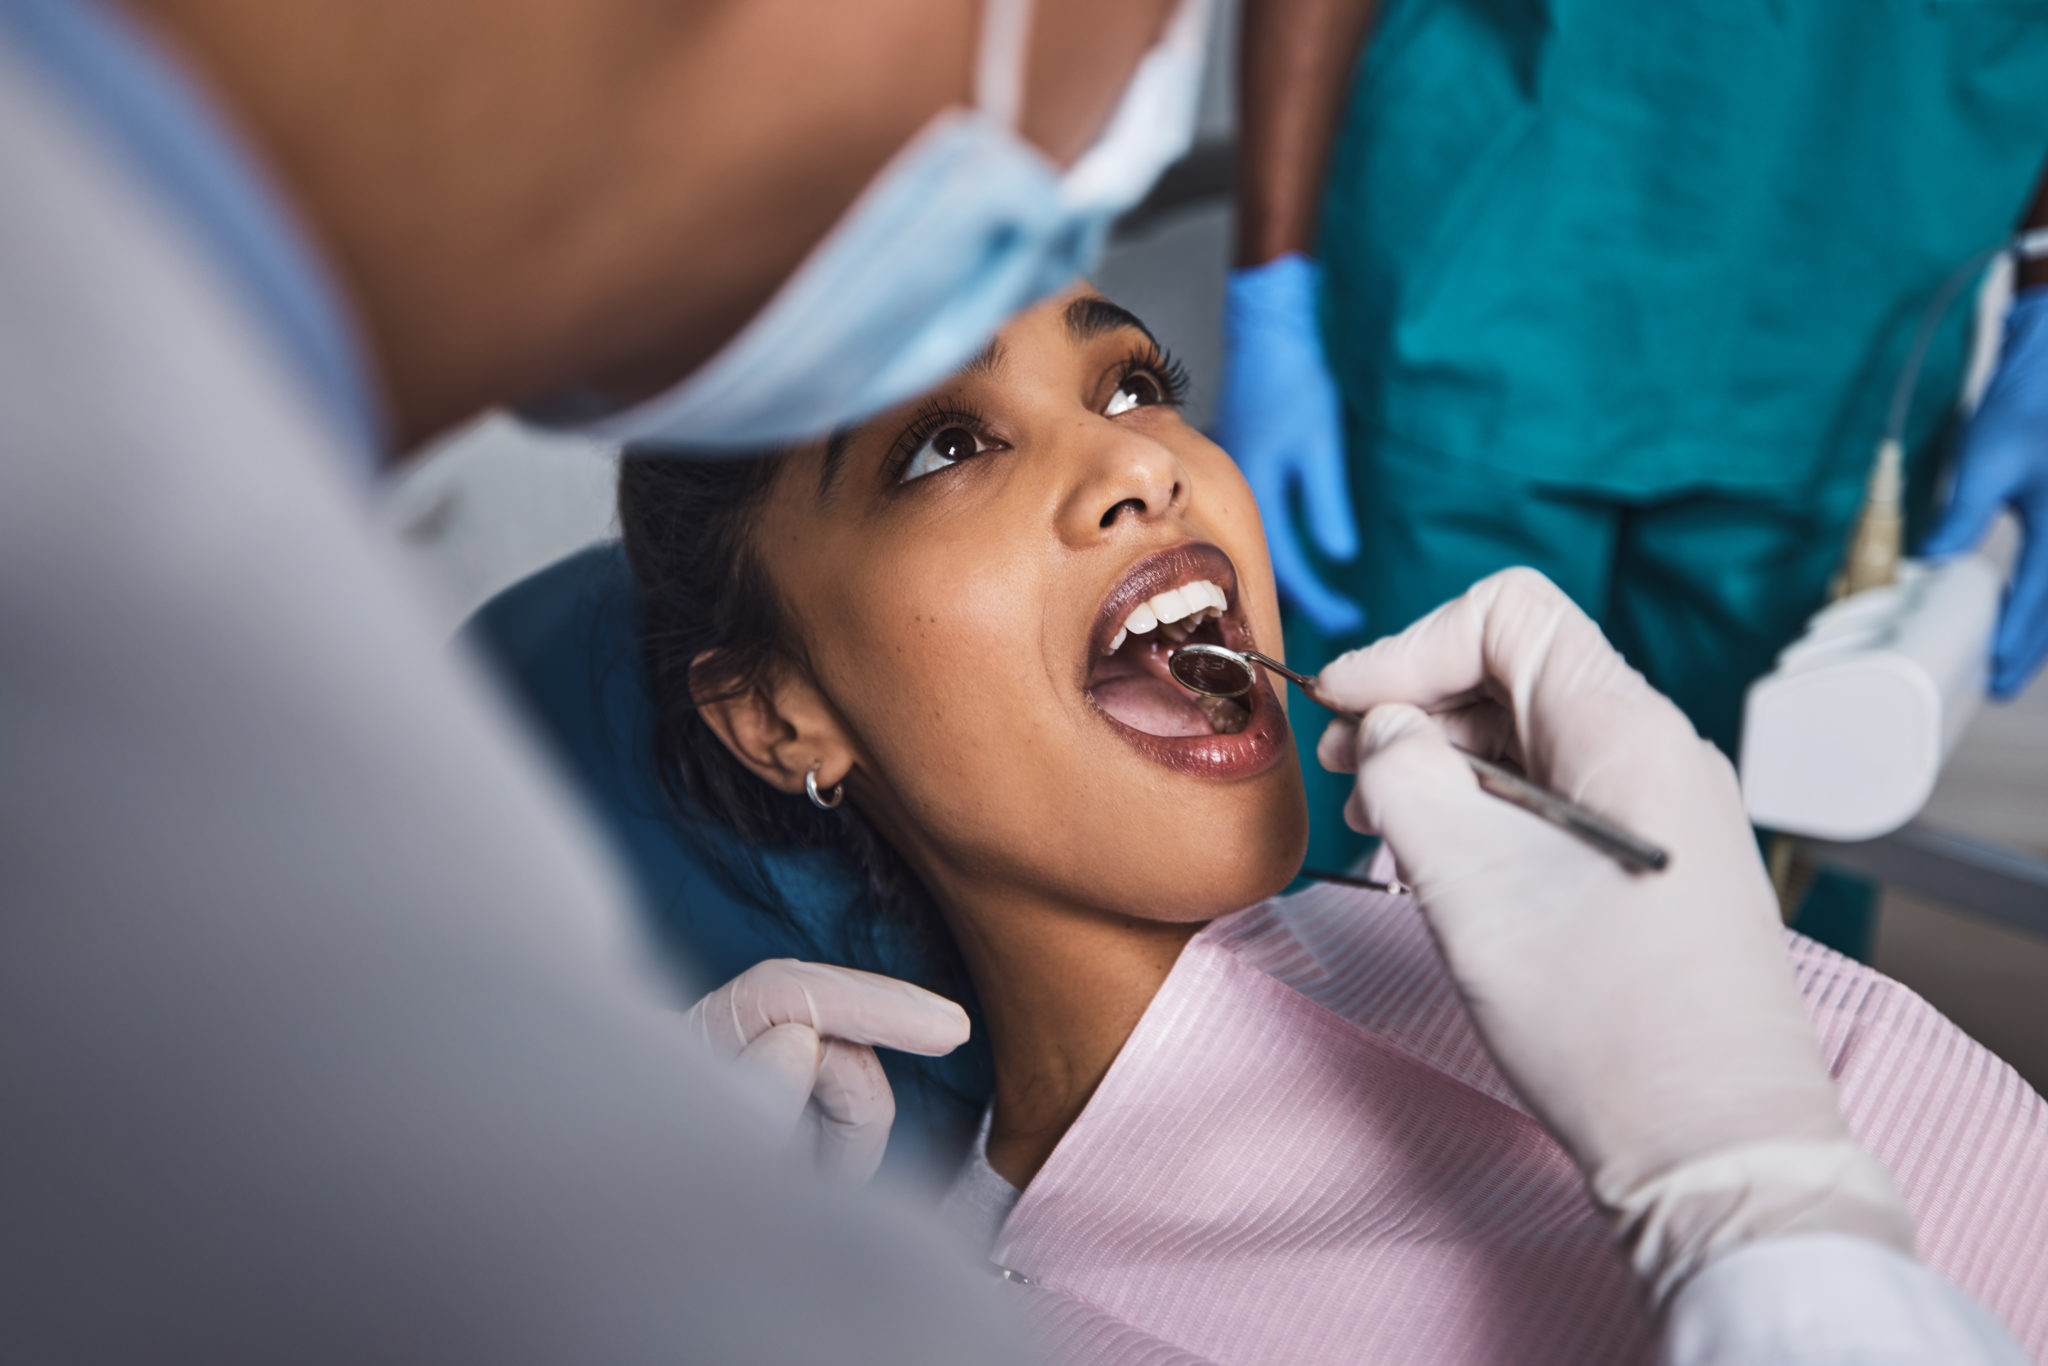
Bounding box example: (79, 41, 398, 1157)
(1315, 568, 1915, 1303)
(686, 959, 971, 1185)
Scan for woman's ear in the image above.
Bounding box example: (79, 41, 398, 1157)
(693, 653, 857, 798)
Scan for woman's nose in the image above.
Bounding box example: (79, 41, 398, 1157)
(1055, 420, 1188, 546)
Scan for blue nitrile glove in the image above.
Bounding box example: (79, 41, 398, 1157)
(1924, 286, 2048, 699)
(1214, 253, 1364, 637)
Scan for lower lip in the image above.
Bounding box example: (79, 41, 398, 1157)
(1095, 673, 1291, 780)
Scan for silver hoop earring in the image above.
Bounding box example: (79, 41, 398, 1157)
(805, 763, 844, 811)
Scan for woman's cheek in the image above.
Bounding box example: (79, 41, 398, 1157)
(1184, 441, 1285, 656)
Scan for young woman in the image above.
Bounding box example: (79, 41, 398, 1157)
(619, 290, 2048, 1364)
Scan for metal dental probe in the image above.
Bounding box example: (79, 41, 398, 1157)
(1168, 643, 1671, 875)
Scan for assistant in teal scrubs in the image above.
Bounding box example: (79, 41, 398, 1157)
(1222, 0, 2048, 954)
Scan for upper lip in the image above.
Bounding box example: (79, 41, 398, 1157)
(1088, 542, 1241, 661)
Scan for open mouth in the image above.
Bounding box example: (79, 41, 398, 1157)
(1088, 577, 1248, 736)
(1083, 543, 1289, 779)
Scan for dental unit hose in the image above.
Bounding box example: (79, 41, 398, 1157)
(1769, 228, 2048, 911)
(1840, 226, 2048, 597)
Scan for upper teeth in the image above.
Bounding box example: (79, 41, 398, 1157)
(1108, 578, 1228, 653)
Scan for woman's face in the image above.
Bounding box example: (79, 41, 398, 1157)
(747, 287, 1308, 923)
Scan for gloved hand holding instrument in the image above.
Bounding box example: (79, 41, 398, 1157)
(1215, 253, 1366, 638)
(1310, 568, 1916, 1303)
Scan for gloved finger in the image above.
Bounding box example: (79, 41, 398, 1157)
(1991, 509, 2048, 699)
(1245, 446, 1367, 638)
(1300, 421, 1361, 563)
(1922, 434, 2014, 560)
(1317, 716, 1359, 773)
(688, 959, 970, 1060)
(1317, 700, 1515, 774)
(1360, 840, 1403, 890)
(1316, 568, 1647, 762)
(1433, 698, 1518, 763)
(1319, 568, 1580, 710)
(807, 1039, 896, 1184)
(1264, 507, 1367, 637)
(731, 1021, 823, 1133)
(1343, 703, 1485, 840)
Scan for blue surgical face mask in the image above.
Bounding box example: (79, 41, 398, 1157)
(526, 0, 1210, 451)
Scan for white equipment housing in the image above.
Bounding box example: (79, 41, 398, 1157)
(1739, 555, 2002, 842)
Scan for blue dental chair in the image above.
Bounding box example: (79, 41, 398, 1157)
(461, 543, 992, 1182)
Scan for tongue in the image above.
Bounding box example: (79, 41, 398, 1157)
(1087, 637, 1229, 737)
(1089, 673, 1218, 738)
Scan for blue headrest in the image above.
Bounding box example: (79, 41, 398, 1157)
(461, 543, 991, 1181)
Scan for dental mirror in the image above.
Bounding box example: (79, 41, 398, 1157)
(1167, 642, 1258, 698)
(1166, 642, 1671, 875)
(1168, 642, 1321, 700)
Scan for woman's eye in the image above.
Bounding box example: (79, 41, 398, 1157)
(1104, 370, 1165, 417)
(900, 424, 989, 482)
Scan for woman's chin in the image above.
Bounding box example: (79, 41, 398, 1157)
(1081, 758, 1311, 925)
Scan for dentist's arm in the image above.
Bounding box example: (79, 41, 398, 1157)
(1314, 568, 2028, 1365)
(1236, 0, 1380, 271)
(1217, 0, 1383, 637)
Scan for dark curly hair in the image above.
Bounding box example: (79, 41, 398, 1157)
(615, 449, 963, 990)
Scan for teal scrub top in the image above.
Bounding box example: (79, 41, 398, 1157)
(1320, 0, 2048, 497)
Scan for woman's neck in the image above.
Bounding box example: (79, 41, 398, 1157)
(941, 889, 1202, 1188)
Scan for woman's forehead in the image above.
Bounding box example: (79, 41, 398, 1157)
(867, 287, 1155, 398)
(789, 288, 1159, 496)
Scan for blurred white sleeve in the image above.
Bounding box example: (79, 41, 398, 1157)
(1664, 1235, 2031, 1366)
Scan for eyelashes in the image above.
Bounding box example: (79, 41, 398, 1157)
(1115, 340, 1191, 409)
(885, 338, 1192, 486)
(888, 397, 995, 483)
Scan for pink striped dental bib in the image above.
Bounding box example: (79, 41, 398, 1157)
(994, 884, 2048, 1365)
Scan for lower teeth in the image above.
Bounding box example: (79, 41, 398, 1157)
(1198, 694, 1250, 735)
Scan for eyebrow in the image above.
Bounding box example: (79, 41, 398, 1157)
(1064, 295, 1157, 346)
(818, 427, 855, 501)
(961, 334, 1008, 379)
